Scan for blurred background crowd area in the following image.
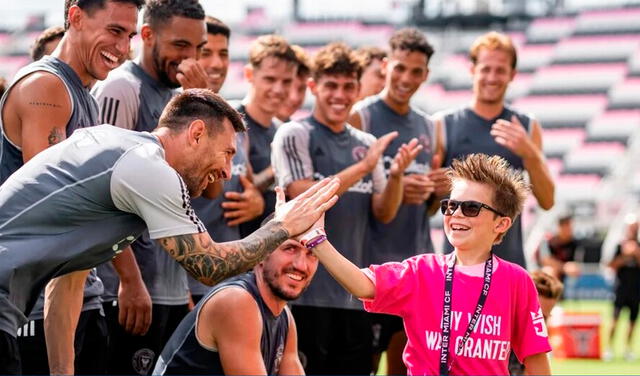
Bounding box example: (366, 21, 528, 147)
(1, 0, 640, 371)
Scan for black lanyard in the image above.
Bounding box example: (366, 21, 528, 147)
(439, 252, 494, 376)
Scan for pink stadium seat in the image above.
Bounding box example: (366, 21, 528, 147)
(513, 94, 608, 127)
(526, 17, 576, 43)
(530, 63, 627, 94)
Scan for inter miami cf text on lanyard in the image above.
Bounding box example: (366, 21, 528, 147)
(439, 252, 494, 376)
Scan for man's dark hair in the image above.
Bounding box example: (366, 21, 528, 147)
(31, 26, 65, 61)
(158, 89, 246, 135)
(353, 46, 386, 69)
(292, 45, 311, 78)
(64, 0, 145, 30)
(143, 0, 205, 31)
(0, 77, 7, 99)
(205, 15, 230, 39)
(389, 28, 434, 61)
(312, 42, 362, 81)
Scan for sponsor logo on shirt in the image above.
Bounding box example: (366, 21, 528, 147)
(531, 308, 548, 337)
(313, 172, 373, 194)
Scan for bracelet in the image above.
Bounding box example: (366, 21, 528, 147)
(306, 234, 327, 249)
(299, 227, 326, 248)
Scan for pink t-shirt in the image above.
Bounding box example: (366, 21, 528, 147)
(363, 253, 551, 375)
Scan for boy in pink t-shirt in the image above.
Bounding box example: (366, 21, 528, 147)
(302, 153, 552, 375)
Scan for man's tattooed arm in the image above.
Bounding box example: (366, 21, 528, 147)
(47, 127, 64, 146)
(158, 220, 289, 286)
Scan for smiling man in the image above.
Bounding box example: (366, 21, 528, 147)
(350, 28, 436, 375)
(155, 233, 318, 375)
(0, 1, 143, 374)
(236, 35, 298, 238)
(90, 1, 214, 374)
(432, 31, 555, 268)
(0, 89, 340, 376)
(271, 42, 422, 374)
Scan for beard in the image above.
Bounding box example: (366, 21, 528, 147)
(152, 43, 180, 89)
(263, 267, 309, 301)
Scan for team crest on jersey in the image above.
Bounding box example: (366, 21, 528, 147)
(132, 348, 155, 375)
(418, 134, 432, 154)
(352, 145, 368, 161)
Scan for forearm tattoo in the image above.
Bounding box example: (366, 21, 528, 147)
(160, 220, 289, 286)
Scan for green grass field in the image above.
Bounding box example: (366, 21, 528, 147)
(377, 300, 640, 375)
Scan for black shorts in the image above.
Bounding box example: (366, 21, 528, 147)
(0, 330, 21, 375)
(104, 303, 189, 375)
(369, 312, 404, 353)
(16, 308, 108, 375)
(613, 295, 640, 322)
(292, 305, 372, 375)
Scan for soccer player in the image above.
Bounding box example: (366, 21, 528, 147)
(0, 89, 339, 376)
(353, 45, 386, 101)
(90, 1, 213, 373)
(350, 27, 436, 375)
(275, 44, 311, 123)
(433, 31, 555, 267)
(271, 42, 421, 374)
(30, 25, 65, 61)
(237, 35, 298, 238)
(309, 153, 552, 375)
(0, 1, 142, 373)
(155, 230, 317, 375)
(188, 15, 265, 304)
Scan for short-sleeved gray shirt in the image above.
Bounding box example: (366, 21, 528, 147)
(0, 125, 204, 337)
(271, 116, 386, 309)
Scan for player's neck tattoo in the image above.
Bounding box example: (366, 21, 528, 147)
(159, 220, 289, 286)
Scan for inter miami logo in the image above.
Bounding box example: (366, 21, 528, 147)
(132, 348, 155, 375)
(352, 145, 368, 161)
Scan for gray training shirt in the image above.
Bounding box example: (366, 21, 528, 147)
(91, 60, 189, 305)
(272, 116, 386, 310)
(0, 125, 205, 337)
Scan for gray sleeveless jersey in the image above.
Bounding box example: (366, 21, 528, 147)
(188, 132, 249, 296)
(0, 56, 99, 182)
(0, 125, 205, 337)
(354, 95, 435, 263)
(437, 106, 533, 267)
(0, 55, 104, 319)
(155, 272, 289, 375)
(92, 60, 189, 305)
(271, 117, 386, 309)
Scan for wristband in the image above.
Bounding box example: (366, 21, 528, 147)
(299, 227, 326, 249)
(306, 234, 327, 249)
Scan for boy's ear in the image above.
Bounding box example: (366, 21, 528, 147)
(495, 216, 512, 234)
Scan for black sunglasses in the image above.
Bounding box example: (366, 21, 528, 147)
(440, 199, 507, 218)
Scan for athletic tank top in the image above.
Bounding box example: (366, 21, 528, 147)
(155, 272, 289, 375)
(440, 106, 532, 267)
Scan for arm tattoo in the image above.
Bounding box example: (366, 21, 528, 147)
(159, 220, 289, 286)
(47, 127, 64, 146)
(29, 101, 62, 108)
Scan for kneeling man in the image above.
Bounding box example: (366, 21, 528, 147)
(154, 225, 317, 375)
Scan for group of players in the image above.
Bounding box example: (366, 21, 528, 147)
(0, 0, 561, 375)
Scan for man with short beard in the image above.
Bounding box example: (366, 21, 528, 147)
(90, 1, 213, 374)
(155, 224, 318, 375)
(188, 16, 265, 304)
